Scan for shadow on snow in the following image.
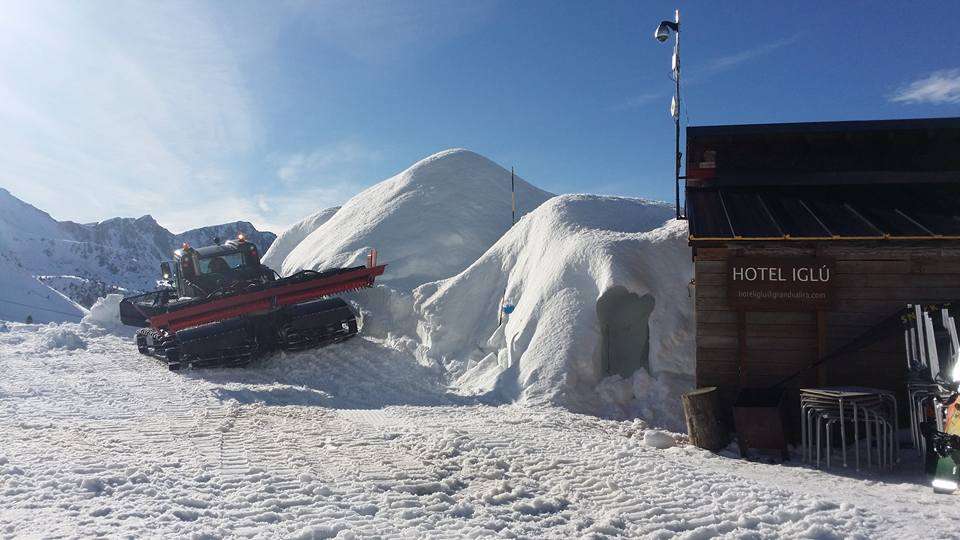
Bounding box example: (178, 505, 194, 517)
(179, 336, 491, 410)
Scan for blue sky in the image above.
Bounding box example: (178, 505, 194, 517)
(1, 1, 958, 233)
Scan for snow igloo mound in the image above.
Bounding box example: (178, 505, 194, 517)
(282, 149, 554, 291)
(261, 206, 340, 270)
(414, 194, 694, 430)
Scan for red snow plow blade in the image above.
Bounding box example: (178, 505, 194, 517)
(149, 263, 386, 332)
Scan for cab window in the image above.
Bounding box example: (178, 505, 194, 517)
(198, 252, 246, 275)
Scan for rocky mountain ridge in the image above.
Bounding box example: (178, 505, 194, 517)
(0, 187, 275, 311)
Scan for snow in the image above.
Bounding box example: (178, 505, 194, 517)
(0, 322, 956, 538)
(282, 149, 554, 290)
(5, 148, 953, 537)
(643, 429, 677, 449)
(37, 275, 130, 308)
(0, 257, 86, 324)
(271, 151, 688, 428)
(37, 325, 87, 350)
(81, 293, 125, 330)
(79, 477, 106, 493)
(261, 206, 340, 271)
(413, 194, 690, 429)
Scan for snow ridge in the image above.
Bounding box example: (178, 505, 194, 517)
(282, 149, 554, 290)
(261, 206, 340, 270)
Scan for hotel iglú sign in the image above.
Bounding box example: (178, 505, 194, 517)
(727, 257, 836, 310)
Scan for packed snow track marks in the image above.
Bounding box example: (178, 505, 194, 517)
(1, 323, 957, 537)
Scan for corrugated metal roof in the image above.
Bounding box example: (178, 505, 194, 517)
(687, 183, 960, 241)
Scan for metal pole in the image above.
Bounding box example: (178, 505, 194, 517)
(511, 167, 516, 226)
(674, 109, 680, 219)
(674, 9, 682, 220)
(500, 167, 517, 328)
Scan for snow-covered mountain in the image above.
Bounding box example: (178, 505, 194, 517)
(281, 149, 555, 290)
(177, 223, 275, 258)
(0, 187, 275, 317)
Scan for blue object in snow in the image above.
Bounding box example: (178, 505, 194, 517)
(502, 304, 515, 314)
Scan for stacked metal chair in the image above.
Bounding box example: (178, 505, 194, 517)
(800, 303, 957, 472)
(907, 303, 960, 458)
(801, 386, 898, 471)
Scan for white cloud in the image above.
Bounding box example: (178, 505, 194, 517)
(256, 195, 272, 214)
(252, 140, 384, 230)
(699, 35, 800, 78)
(610, 93, 662, 112)
(277, 141, 382, 185)
(0, 1, 257, 228)
(253, 186, 356, 231)
(0, 1, 493, 234)
(287, 0, 500, 64)
(891, 68, 960, 105)
(162, 138, 379, 231)
(161, 184, 358, 234)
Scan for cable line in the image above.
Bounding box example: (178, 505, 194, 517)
(0, 297, 83, 319)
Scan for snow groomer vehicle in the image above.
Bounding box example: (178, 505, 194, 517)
(119, 234, 385, 370)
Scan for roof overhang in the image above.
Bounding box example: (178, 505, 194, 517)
(686, 117, 960, 188)
(685, 118, 960, 244)
(687, 183, 960, 243)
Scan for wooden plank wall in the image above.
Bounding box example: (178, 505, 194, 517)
(695, 243, 960, 404)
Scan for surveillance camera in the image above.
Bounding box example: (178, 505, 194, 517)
(655, 24, 671, 42)
(654, 20, 678, 42)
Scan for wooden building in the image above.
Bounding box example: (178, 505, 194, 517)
(685, 118, 960, 409)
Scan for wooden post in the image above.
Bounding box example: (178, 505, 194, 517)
(682, 386, 729, 451)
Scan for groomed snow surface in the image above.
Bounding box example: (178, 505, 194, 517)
(2, 323, 956, 538)
(3, 149, 954, 537)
